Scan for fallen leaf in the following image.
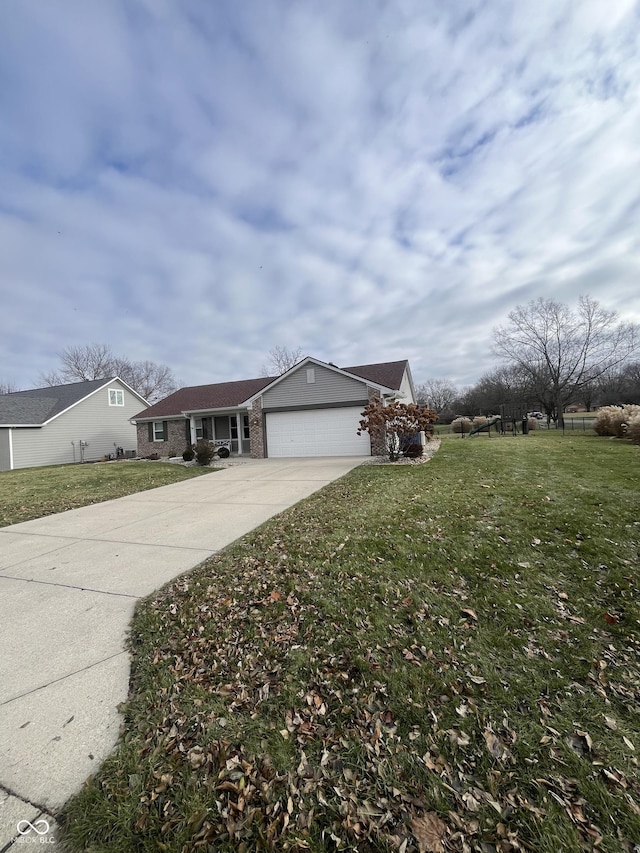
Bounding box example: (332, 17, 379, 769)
(460, 608, 478, 621)
(484, 729, 510, 760)
(448, 729, 470, 748)
(566, 731, 592, 755)
(412, 812, 447, 853)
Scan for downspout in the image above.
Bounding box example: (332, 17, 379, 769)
(8, 428, 13, 471)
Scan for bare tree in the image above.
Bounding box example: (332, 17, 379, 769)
(415, 378, 459, 412)
(39, 343, 115, 385)
(464, 365, 532, 416)
(623, 361, 640, 402)
(0, 379, 19, 394)
(38, 343, 178, 403)
(261, 345, 303, 376)
(493, 296, 638, 426)
(597, 361, 640, 406)
(113, 358, 178, 403)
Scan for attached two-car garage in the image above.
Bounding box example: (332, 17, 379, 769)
(265, 407, 370, 457)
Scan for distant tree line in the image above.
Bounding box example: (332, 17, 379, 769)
(417, 297, 639, 425)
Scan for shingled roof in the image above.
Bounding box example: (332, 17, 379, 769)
(343, 360, 409, 391)
(133, 360, 410, 422)
(0, 378, 119, 426)
(134, 377, 277, 421)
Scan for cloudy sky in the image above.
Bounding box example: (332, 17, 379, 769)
(1, 0, 639, 393)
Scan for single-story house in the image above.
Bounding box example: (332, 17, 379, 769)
(0, 377, 149, 471)
(132, 357, 416, 459)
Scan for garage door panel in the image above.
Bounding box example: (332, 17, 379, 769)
(266, 408, 370, 457)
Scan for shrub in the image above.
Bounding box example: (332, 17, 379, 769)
(594, 405, 640, 438)
(194, 439, 215, 466)
(403, 443, 424, 458)
(358, 400, 437, 461)
(182, 446, 195, 462)
(451, 417, 472, 434)
(626, 412, 640, 445)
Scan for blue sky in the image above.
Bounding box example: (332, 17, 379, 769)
(1, 0, 640, 392)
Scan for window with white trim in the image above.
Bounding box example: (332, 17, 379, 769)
(108, 388, 124, 406)
(153, 422, 165, 441)
(306, 368, 315, 384)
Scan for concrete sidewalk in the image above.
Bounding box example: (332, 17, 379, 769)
(0, 457, 364, 848)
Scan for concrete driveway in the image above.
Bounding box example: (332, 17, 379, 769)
(0, 457, 364, 847)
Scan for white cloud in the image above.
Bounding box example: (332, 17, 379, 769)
(1, 0, 639, 392)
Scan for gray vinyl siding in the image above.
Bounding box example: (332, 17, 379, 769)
(262, 364, 368, 409)
(10, 381, 144, 470)
(0, 429, 10, 471)
(399, 369, 414, 403)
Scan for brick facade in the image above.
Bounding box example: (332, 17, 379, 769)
(367, 387, 387, 456)
(249, 399, 265, 458)
(136, 418, 191, 458)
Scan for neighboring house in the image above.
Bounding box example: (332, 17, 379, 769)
(132, 357, 416, 459)
(0, 378, 149, 471)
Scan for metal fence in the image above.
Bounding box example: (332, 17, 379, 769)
(437, 418, 597, 435)
(538, 418, 596, 433)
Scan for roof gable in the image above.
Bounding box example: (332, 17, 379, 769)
(0, 377, 128, 426)
(131, 359, 413, 421)
(243, 357, 403, 405)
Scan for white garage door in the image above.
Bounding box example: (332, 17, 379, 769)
(266, 407, 370, 457)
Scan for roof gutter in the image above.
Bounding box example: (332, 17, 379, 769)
(132, 405, 249, 424)
(182, 405, 250, 416)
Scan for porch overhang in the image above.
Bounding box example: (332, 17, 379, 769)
(181, 405, 249, 417)
(184, 409, 250, 457)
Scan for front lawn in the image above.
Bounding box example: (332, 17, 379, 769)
(0, 461, 217, 528)
(60, 433, 640, 852)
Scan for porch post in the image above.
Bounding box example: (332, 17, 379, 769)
(189, 415, 197, 446)
(236, 412, 243, 455)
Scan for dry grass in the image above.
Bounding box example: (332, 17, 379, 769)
(58, 432, 640, 852)
(0, 461, 217, 527)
